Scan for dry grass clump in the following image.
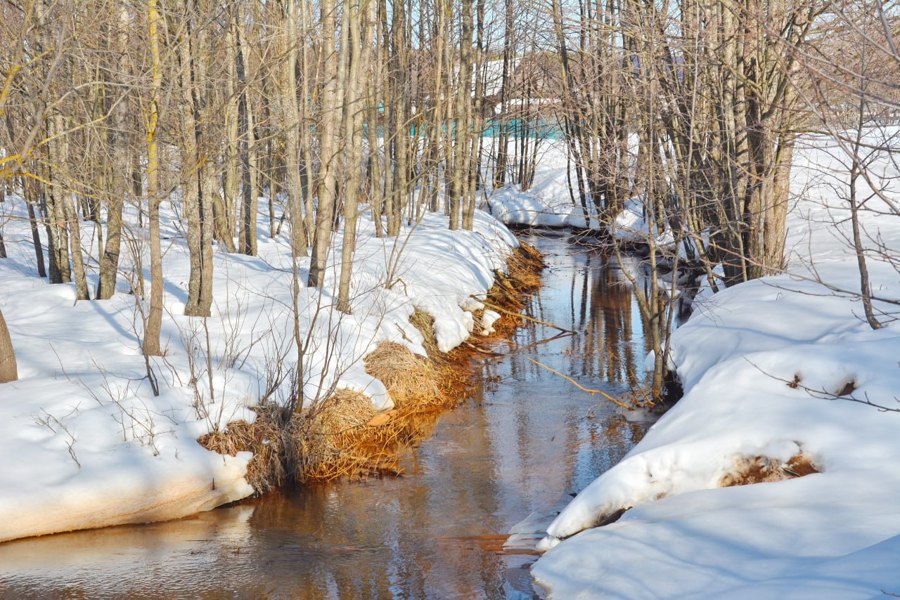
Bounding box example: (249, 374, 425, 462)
(296, 340, 456, 481)
(201, 340, 463, 486)
(484, 242, 545, 335)
(291, 388, 397, 481)
(409, 309, 441, 360)
(720, 453, 819, 487)
(199, 404, 288, 496)
(364, 341, 448, 410)
(507, 241, 545, 291)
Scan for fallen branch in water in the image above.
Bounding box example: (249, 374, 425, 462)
(463, 341, 503, 356)
(527, 357, 633, 410)
(512, 330, 576, 353)
(470, 295, 576, 334)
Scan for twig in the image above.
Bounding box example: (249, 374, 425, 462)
(527, 357, 633, 410)
(471, 295, 577, 333)
(467, 331, 576, 360)
(463, 341, 503, 356)
(744, 357, 900, 413)
(512, 330, 576, 353)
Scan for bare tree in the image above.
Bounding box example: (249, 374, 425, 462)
(143, 0, 164, 356)
(308, 0, 341, 288)
(0, 310, 15, 384)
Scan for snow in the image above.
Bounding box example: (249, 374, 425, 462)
(486, 140, 599, 230)
(0, 197, 517, 542)
(532, 129, 900, 598)
(485, 141, 679, 253)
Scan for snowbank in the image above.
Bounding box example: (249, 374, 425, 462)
(532, 130, 900, 597)
(486, 140, 600, 230)
(0, 200, 517, 542)
(485, 141, 677, 252)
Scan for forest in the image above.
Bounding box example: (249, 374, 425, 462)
(0, 0, 898, 598)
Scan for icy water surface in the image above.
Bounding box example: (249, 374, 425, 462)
(0, 233, 650, 599)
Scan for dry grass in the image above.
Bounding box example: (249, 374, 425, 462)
(489, 257, 541, 311)
(294, 341, 457, 481)
(720, 453, 819, 487)
(508, 241, 545, 289)
(199, 404, 288, 496)
(409, 309, 441, 360)
(291, 388, 396, 481)
(365, 342, 447, 410)
(484, 242, 545, 336)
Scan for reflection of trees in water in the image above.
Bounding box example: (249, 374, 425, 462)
(505, 247, 647, 388)
(237, 243, 653, 600)
(569, 251, 641, 388)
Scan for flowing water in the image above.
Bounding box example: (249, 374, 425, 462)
(0, 233, 650, 600)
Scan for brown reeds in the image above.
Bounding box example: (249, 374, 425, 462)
(291, 388, 401, 481)
(199, 404, 289, 495)
(364, 341, 447, 408)
(485, 242, 544, 319)
(719, 453, 819, 487)
(199, 241, 546, 492)
(408, 309, 442, 360)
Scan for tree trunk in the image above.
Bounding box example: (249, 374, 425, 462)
(223, 19, 241, 253)
(494, 0, 513, 189)
(96, 8, 130, 299)
(337, 0, 374, 313)
(308, 0, 340, 288)
(236, 20, 258, 257)
(179, 8, 212, 317)
(55, 115, 89, 301)
(450, 0, 474, 231)
(45, 119, 71, 284)
(0, 184, 6, 259)
(23, 178, 47, 278)
(0, 310, 17, 384)
(280, 0, 309, 258)
(143, 0, 164, 356)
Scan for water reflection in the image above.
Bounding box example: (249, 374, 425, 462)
(0, 233, 648, 600)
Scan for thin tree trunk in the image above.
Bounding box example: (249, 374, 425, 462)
(337, 0, 373, 313)
(45, 119, 71, 284)
(143, 0, 164, 356)
(236, 20, 258, 257)
(0, 184, 6, 258)
(55, 115, 89, 300)
(308, 0, 340, 288)
(299, 0, 316, 244)
(96, 8, 131, 299)
(280, 0, 309, 257)
(179, 7, 212, 317)
(0, 310, 17, 384)
(450, 0, 473, 230)
(223, 17, 241, 252)
(24, 180, 47, 278)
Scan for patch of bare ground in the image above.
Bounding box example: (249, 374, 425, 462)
(199, 242, 545, 493)
(720, 453, 820, 487)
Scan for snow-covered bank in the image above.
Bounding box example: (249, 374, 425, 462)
(532, 130, 900, 598)
(485, 141, 599, 230)
(0, 201, 517, 542)
(484, 141, 675, 249)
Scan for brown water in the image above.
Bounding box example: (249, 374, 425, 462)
(0, 233, 649, 600)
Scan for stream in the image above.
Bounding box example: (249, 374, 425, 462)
(0, 233, 650, 599)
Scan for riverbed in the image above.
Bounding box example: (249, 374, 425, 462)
(0, 233, 650, 599)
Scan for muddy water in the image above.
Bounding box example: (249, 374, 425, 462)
(0, 233, 649, 600)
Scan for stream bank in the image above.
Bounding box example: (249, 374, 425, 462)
(0, 233, 650, 599)
(200, 241, 545, 492)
